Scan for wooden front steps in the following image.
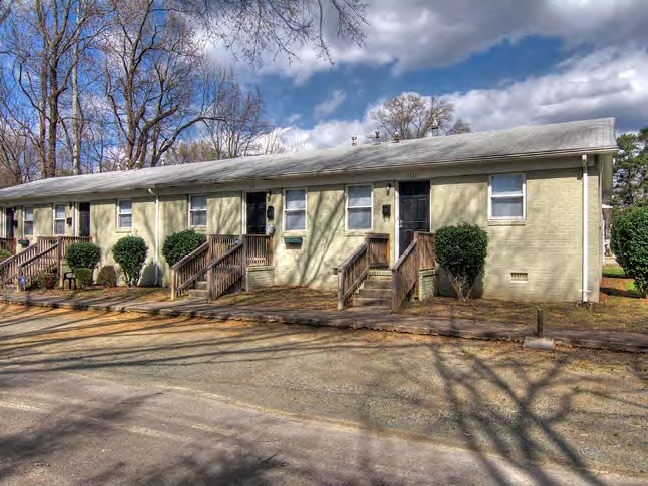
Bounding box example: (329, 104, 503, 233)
(353, 269, 391, 308)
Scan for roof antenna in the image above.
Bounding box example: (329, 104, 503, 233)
(351, 136, 357, 147)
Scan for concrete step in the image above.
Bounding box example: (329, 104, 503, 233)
(363, 279, 392, 290)
(353, 296, 391, 307)
(355, 288, 391, 299)
(187, 289, 209, 300)
(194, 281, 207, 291)
(368, 269, 392, 280)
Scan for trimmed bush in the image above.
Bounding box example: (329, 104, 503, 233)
(37, 272, 57, 290)
(66, 242, 101, 271)
(0, 248, 11, 262)
(435, 223, 488, 302)
(112, 236, 148, 287)
(611, 206, 648, 298)
(162, 229, 206, 268)
(74, 268, 94, 289)
(96, 265, 118, 287)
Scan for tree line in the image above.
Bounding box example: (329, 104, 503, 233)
(0, 0, 367, 186)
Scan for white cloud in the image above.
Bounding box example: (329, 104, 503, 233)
(242, 0, 648, 82)
(313, 89, 346, 118)
(276, 47, 648, 150)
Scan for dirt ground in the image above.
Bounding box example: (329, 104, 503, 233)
(1, 304, 646, 478)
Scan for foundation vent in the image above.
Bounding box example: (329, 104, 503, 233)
(510, 272, 528, 283)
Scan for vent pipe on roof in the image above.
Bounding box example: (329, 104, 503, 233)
(351, 136, 357, 147)
(393, 132, 400, 143)
(374, 130, 380, 144)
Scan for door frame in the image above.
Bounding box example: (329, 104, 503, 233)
(394, 180, 431, 262)
(241, 190, 268, 235)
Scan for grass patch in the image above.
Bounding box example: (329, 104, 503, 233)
(602, 265, 626, 278)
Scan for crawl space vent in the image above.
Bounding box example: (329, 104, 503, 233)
(510, 272, 528, 282)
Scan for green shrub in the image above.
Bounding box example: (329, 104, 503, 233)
(162, 229, 206, 268)
(112, 236, 148, 287)
(37, 272, 57, 290)
(0, 248, 11, 262)
(96, 265, 118, 287)
(66, 242, 101, 271)
(435, 223, 488, 302)
(74, 268, 94, 289)
(611, 206, 648, 297)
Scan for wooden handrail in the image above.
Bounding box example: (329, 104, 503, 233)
(391, 231, 436, 312)
(206, 240, 246, 301)
(170, 241, 209, 300)
(337, 233, 390, 310)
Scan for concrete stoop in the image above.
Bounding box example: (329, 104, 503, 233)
(353, 270, 392, 308)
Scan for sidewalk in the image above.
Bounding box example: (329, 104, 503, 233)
(1, 292, 647, 353)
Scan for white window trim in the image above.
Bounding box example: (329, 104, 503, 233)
(345, 184, 373, 231)
(488, 173, 527, 220)
(188, 194, 207, 228)
(53, 204, 66, 235)
(23, 206, 34, 237)
(283, 188, 307, 232)
(116, 199, 133, 230)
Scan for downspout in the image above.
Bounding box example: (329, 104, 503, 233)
(148, 187, 160, 286)
(582, 154, 589, 303)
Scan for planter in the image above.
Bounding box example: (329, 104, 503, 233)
(18, 238, 29, 247)
(284, 236, 303, 245)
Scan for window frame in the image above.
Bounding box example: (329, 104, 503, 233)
(23, 206, 34, 236)
(53, 204, 66, 235)
(283, 188, 307, 232)
(488, 173, 527, 220)
(116, 199, 133, 230)
(188, 194, 207, 228)
(345, 184, 373, 231)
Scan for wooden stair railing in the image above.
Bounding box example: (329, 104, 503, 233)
(337, 233, 390, 310)
(170, 241, 210, 300)
(206, 240, 246, 301)
(18, 243, 60, 290)
(0, 237, 16, 254)
(0, 242, 40, 290)
(391, 232, 436, 312)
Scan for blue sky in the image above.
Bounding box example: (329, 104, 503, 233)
(217, 0, 648, 151)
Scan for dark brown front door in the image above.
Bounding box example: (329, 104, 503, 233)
(399, 181, 430, 255)
(5, 208, 14, 238)
(78, 202, 90, 237)
(246, 192, 267, 235)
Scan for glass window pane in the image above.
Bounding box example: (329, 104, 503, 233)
(491, 197, 524, 218)
(55, 220, 65, 235)
(285, 210, 306, 231)
(191, 195, 207, 210)
(25, 208, 34, 221)
(286, 189, 306, 210)
(348, 186, 372, 207)
(25, 221, 33, 235)
(492, 174, 524, 195)
(55, 205, 66, 219)
(191, 210, 206, 227)
(348, 208, 371, 229)
(119, 214, 132, 228)
(119, 200, 132, 214)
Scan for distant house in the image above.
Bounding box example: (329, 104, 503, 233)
(0, 118, 616, 304)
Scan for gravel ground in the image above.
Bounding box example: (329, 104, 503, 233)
(1, 304, 647, 480)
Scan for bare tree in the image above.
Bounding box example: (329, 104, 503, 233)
(447, 118, 471, 135)
(371, 93, 455, 140)
(200, 67, 269, 160)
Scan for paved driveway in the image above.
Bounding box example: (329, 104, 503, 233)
(1, 304, 647, 485)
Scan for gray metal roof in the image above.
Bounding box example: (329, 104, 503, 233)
(0, 117, 617, 202)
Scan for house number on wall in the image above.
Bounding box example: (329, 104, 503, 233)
(406, 172, 416, 179)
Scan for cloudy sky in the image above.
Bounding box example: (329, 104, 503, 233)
(226, 0, 648, 151)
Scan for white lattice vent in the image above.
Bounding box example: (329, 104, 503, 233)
(510, 272, 528, 283)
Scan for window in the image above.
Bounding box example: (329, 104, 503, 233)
(117, 199, 132, 229)
(489, 173, 526, 219)
(346, 185, 372, 230)
(284, 188, 306, 231)
(53, 204, 66, 235)
(23, 207, 34, 236)
(189, 195, 207, 227)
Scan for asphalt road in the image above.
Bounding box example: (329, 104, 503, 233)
(1, 305, 647, 485)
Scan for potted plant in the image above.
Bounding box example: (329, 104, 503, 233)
(18, 238, 29, 248)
